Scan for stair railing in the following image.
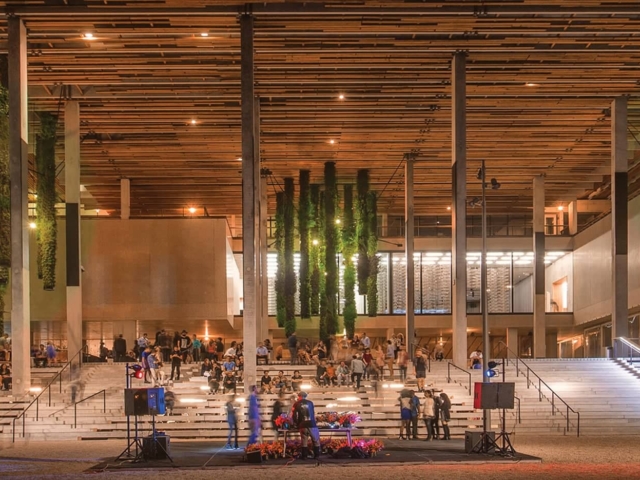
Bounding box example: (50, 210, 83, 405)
(74, 390, 107, 428)
(614, 337, 640, 362)
(499, 341, 580, 436)
(12, 345, 87, 442)
(446, 361, 472, 392)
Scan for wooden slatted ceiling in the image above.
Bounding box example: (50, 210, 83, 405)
(1, 1, 640, 218)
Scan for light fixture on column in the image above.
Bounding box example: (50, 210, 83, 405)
(188, 207, 196, 214)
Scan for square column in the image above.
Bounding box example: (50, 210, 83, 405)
(533, 175, 546, 358)
(506, 328, 518, 359)
(8, 16, 30, 393)
(241, 14, 258, 388)
(568, 201, 578, 235)
(65, 100, 83, 363)
(451, 52, 467, 368)
(611, 97, 629, 342)
(120, 178, 130, 220)
(405, 155, 415, 353)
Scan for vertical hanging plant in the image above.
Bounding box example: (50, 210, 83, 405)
(0, 86, 9, 332)
(283, 178, 297, 337)
(356, 169, 370, 295)
(342, 184, 357, 338)
(366, 191, 379, 317)
(275, 191, 286, 328)
(318, 190, 327, 343)
(309, 184, 321, 316)
(36, 112, 58, 291)
(298, 170, 311, 319)
(323, 162, 339, 340)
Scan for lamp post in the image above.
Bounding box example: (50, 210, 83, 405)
(477, 159, 500, 434)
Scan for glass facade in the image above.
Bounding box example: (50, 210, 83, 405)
(266, 250, 572, 316)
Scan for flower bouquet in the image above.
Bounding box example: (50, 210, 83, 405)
(246, 438, 384, 460)
(274, 413, 294, 429)
(337, 412, 361, 428)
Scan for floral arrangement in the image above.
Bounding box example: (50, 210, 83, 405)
(274, 413, 294, 429)
(315, 411, 361, 429)
(245, 438, 384, 460)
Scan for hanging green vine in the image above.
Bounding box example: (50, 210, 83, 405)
(342, 184, 357, 338)
(275, 191, 286, 328)
(323, 162, 339, 340)
(318, 190, 327, 343)
(356, 169, 370, 295)
(309, 184, 321, 316)
(298, 170, 311, 319)
(366, 191, 379, 317)
(0, 86, 9, 332)
(36, 112, 58, 291)
(283, 178, 297, 337)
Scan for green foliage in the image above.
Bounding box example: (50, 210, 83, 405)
(283, 178, 297, 337)
(309, 184, 321, 316)
(275, 191, 286, 327)
(323, 162, 339, 339)
(366, 191, 379, 316)
(342, 184, 357, 338)
(318, 189, 328, 344)
(356, 170, 370, 294)
(298, 170, 311, 319)
(0, 86, 8, 329)
(36, 112, 58, 290)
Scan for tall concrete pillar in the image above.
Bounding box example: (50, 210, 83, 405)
(568, 201, 578, 235)
(405, 155, 415, 354)
(451, 52, 467, 368)
(259, 170, 269, 345)
(241, 14, 258, 389)
(506, 328, 518, 359)
(533, 175, 546, 358)
(65, 100, 83, 363)
(8, 16, 30, 394)
(120, 178, 130, 220)
(611, 96, 629, 342)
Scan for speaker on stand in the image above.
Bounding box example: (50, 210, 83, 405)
(470, 381, 516, 456)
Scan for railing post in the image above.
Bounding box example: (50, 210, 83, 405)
(538, 378, 542, 401)
(103, 390, 106, 413)
(22, 414, 25, 438)
(447, 363, 451, 383)
(74, 404, 77, 429)
(49, 385, 52, 407)
(12, 418, 15, 443)
(526, 368, 529, 388)
(36, 398, 39, 421)
(551, 392, 555, 415)
(566, 406, 569, 433)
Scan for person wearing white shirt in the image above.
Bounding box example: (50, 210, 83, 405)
(225, 341, 237, 359)
(256, 343, 269, 365)
(469, 348, 482, 368)
(361, 333, 371, 350)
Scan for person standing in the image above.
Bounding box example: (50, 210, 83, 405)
(179, 331, 192, 363)
(137, 333, 150, 361)
(410, 390, 421, 439)
(399, 392, 412, 440)
(288, 332, 298, 365)
(225, 395, 239, 449)
(247, 385, 261, 446)
(46, 342, 57, 366)
(422, 390, 436, 441)
(192, 335, 202, 363)
(170, 346, 182, 381)
(271, 390, 285, 441)
(397, 345, 409, 382)
(386, 340, 395, 380)
(292, 391, 320, 460)
(361, 333, 371, 351)
(439, 392, 452, 440)
(216, 337, 225, 361)
(432, 392, 442, 439)
(350, 354, 365, 390)
(414, 349, 427, 392)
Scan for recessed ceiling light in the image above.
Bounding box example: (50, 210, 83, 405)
(557, 205, 564, 211)
(525, 82, 539, 87)
(96, 209, 100, 214)
(29, 222, 36, 229)
(329, 139, 335, 144)
(200, 32, 209, 37)
(338, 94, 345, 100)
(236, 157, 242, 162)
(83, 33, 94, 40)
(188, 207, 196, 214)
(190, 119, 197, 125)
(447, 206, 451, 211)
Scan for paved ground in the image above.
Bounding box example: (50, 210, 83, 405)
(1, 435, 639, 479)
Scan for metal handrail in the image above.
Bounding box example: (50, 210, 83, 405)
(615, 337, 640, 362)
(12, 345, 87, 442)
(499, 342, 580, 437)
(514, 396, 521, 424)
(446, 361, 472, 392)
(74, 390, 107, 428)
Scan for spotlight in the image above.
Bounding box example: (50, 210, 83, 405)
(188, 207, 196, 214)
(490, 178, 501, 190)
(29, 222, 37, 229)
(486, 360, 501, 378)
(469, 197, 482, 208)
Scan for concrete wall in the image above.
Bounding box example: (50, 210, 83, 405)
(3, 218, 238, 326)
(545, 253, 574, 312)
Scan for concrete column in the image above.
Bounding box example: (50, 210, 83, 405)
(568, 201, 578, 235)
(533, 175, 546, 358)
(611, 97, 629, 342)
(65, 100, 83, 364)
(8, 16, 30, 394)
(120, 178, 130, 220)
(545, 332, 558, 358)
(506, 328, 518, 358)
(259, 168, 269, 345)
(451, 52, 467, 369)
(405, 155, 415, 354)
(241, 14, 258, 389)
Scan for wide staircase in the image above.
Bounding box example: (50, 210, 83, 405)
(2, 357, 639, 441)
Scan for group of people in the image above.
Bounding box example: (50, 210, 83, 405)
(399, 389, 452, 441)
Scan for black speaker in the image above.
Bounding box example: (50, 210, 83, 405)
(474, 382, 515, 410)
(142, 435, 170, 459)
(124, 388, 166, 416)
(465, 430, 495, 454)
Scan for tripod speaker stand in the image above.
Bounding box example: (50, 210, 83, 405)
(470, 382, 516, 457)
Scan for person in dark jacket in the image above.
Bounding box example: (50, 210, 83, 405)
(439, 392, 452, 440)
(271, 390, 285, 441)
(292, 391, 320, 459)
(225, 395, 239, 449)
(432, 393, 442, 439)
(113, 334, 127, 362)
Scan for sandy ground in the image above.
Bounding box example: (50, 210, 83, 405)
(1, 435, 640, 480)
